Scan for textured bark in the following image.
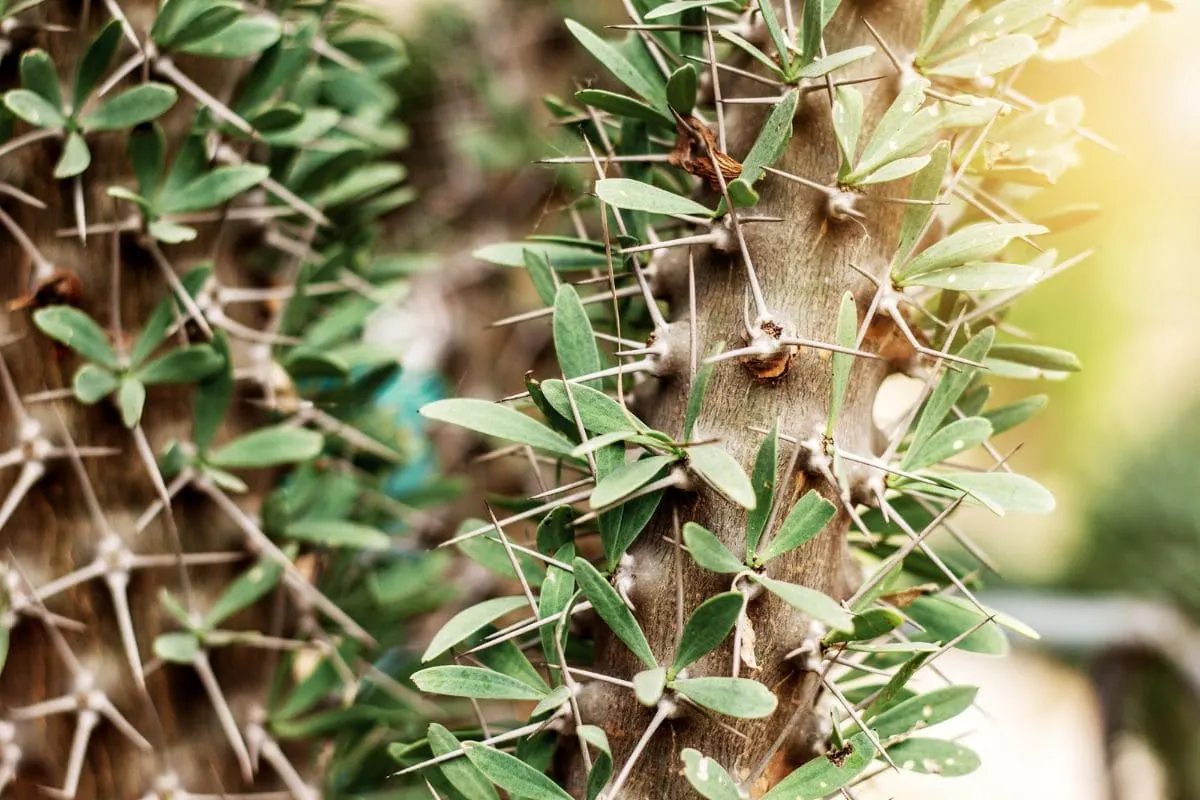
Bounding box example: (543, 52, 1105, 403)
(1, 9, 274, 797)
(575, 2, 921, 796)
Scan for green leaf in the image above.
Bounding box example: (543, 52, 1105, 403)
(645, 0, 740, 18)
(474, 241, 608, 271)
(756, 0, 790, 72)
(760, 733, 875, 800)
(634, 667, 667, 706)
(901, 417, 993, 472)
(988, 343, 1082, 372)
(671, 592, 743, 676)
(529, 684, 572, 718)
(907, 595, 1009, 655)
(19, 49, 60, 107)
(153, 632, 200, 664)
(193, 329, 232, 453)
(522, 248, 559, 306)
(904, 261, 1042, 291)
(554, 284, 602, 387)
(888, 737, 981, 776)
(422, 596, 529, 662)
(74, 21, 122, 108)
(898, 222, 1047, 280)
(728, 89, 799, 207)
(670, 677, 777, 718)
(4, 88, 66, 128)
(823, 608, 905, 644)
(907, 327, 994, 459)
(939, 472, 1056, 515)
(117, 377, 145, 428)
(796, 45, 874, 78)
(79, 83, 178, 131)
(682, 522, 744, 574)
(751, 574, 853, 632)
(412, 666, 548, 702)
(666, 63, 699, 114)
(756, 491, 836, 563)
(925, 34, 1037, 78)
(181, 16, 282, 59)
(541, 380, 645, 437)
(848, 78, 928, 182)
(856, 153, 932, 185)
(688, 444, 755, 509)
(136, 345, 225, 385)
(53, 131, 91, 178)
(207, 425, 324, 469)
(539, 546, 576, 669)
(684, 345, 719, 440)
(428, 724, 500, 800)
(204, 558, 283, 628)
(745, 424, 778, 554)
(576, 89, 671, 125)
(126, 127, 166, 204)
(160, 165, 270, 215)
(285, 519, 391, 551)
(895, 141, 949, 265)
(573, 557, 657, 669)
(827, 292, 857, 437)
(463, 743, 573, 800)
(681, 749, 742, 800)
(421, 399, 576, 457)
(594, 177, 712, 216)
(832, 86, 864, 175)
(578, 725, 613, 800)
(72, 364, 118, 404)
(33, 306, 119, 369)
(866, 685, 977, 740)
(719, 30, 787, 77)
(983, 394, 1047, 436)
(148, 219, 197, 243)
(565, 19, 667, 113)
(590, 454, 677, 509)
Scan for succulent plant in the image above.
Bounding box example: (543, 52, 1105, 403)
(0, 0, 448, 797)
(398, 0, 1171, 798)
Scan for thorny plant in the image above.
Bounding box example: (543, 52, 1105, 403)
(401, 0, 1169, 798)
(0, 0, 454, 797)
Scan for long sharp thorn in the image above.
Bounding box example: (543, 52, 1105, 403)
(821, 673, 898, 770)
(104, 572, 145, 690)
(194, 651, 254, 781)
(603, 700, 674, 800)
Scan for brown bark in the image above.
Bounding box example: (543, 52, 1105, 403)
(1, 9, 275, 797)
(575, 2, 921, 796)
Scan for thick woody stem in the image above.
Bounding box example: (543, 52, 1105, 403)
(575, 3, 922, 797)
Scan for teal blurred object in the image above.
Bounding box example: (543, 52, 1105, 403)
(375, 368, 447, 500)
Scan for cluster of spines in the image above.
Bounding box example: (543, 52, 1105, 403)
(397, 0, 1161, 798)
(0, 0, 441, 797)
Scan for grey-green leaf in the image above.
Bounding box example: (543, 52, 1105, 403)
(463, 743, 573, 800)
(866, 685, 978, 740)
(590, 454, 677, 509)
(901, 416, 993, 472)
(412, 666, 549, 702)
(751, 574, 853, 632)
(565, 19, 667, 112)
(421, 399, 576, 457)
(284, 519, 391, 551)
(728, 89, 799, 207)
(907, 327, 994, 459)
(554, 284, 602, 387)
(4, 89, 66, 128)
(207, 425, 324, 469)
(634, 667, 667, 706)
(757, 491, 836, 563)
(428, 724, 500, 800)
(745, 424, 778, 554)
(33, 306, 119, 369)
(671, 591, 743, 675)
(73, 364, 118, 404)
(760, 733, 875, 799)
(688, 444, 756, 509)
(595, 178, 713, 217)
(136, 345, 225, 385)
(940, 471, 1056, 515)
(680, 749, 742, 800)
(79, 83, 178, 131)
(682, 522, 744, 574)
(573, 557, 657, 669)
(422, 596, 529, 662)
(117, 377, 145, 428)
(670, 677, 777, 719)
(888, 737, 982, 776)
(898, 222, 1047, 280)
